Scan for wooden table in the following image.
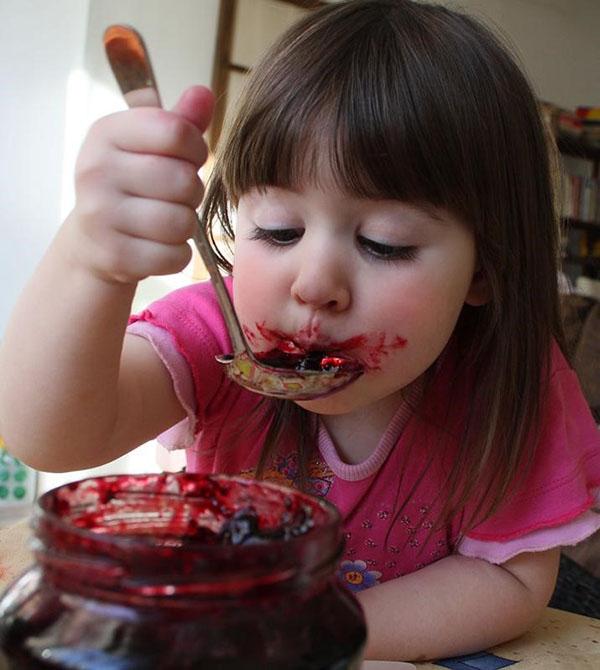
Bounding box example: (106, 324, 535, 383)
(1, 520, 598, 668)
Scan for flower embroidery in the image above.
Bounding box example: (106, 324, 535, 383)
(338, 560, 382, 592)
(244, 452, 333, 497)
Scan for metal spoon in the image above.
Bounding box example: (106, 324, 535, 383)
(103, 25, 363, 400)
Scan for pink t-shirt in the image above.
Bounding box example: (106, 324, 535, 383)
(128, 279, 600, 593)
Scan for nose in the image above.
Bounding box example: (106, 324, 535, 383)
(290, 249, 351, 313)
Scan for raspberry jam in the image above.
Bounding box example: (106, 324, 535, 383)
(258, 349, 355, 373)
(0, 473, 366, 668)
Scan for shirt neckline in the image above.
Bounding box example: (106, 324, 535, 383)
(317, 379, 423, 482)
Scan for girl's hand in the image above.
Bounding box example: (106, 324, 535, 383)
(67, 85, 214, 285)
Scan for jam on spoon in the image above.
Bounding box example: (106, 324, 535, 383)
(257, 350, 352, 373)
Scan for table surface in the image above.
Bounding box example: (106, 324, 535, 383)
(1, 519, 598, 669)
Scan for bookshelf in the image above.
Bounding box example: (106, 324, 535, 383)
(557, 135, 600, 284)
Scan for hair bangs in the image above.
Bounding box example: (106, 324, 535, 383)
(220, 2, 476, 215)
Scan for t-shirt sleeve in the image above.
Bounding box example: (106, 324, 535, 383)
(126, 278, 236, 450)
(457, 488, 600, 563)
(127, 320, 197, 450)
(456, 342, 600, 563)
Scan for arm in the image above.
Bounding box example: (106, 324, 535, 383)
(358, 548, 560, 662)
(0, 254, 184, 471)
(0, 86, 214, 472)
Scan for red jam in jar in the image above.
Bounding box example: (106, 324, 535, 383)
(0, 473, 366, 668)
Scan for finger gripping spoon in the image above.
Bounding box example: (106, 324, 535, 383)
(103, 25, 363, 400)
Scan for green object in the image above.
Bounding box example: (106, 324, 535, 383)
(0, 445, 37, 508)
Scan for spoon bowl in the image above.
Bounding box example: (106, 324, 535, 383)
(103, 25, 364, 400)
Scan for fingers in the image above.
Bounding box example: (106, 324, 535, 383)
(112, 198, 198, 245)
(69, 86, 215, 284)
(114, 152, 205, 207)
(87, 108, 208, 168)
(74, 184, 199, 280)
(171, 85, 215, 134)
(90, 233, 194, 283)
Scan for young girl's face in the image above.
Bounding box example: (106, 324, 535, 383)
(233, 181, 484, 415)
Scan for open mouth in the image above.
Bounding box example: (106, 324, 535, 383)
(246, 323, 406, 374)
(246, 323, 364, 373)
(255, 348, 358, 373)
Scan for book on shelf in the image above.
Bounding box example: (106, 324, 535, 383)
(576, 107, 600, 149)
(559, 154, 599, 224)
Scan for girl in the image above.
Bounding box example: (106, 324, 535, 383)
(1, 0, 599, 662)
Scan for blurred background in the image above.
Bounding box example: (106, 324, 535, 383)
(1, 0, 599, 520)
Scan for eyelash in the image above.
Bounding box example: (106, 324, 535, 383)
(249, 227, 418, 262)
(249, 227, 301, 246)
(357, 236, 418, 262)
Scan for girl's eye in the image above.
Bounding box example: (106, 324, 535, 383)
(249, 227, 302, 247)
(358, 236, 418, 261)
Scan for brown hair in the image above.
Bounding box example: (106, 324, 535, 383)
(201, 0, 566, 531)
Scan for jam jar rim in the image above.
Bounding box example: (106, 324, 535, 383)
(33, 472, 342, 560)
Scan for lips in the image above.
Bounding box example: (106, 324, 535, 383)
(243, 322, 406, 372)
(246, 322, 364, 356)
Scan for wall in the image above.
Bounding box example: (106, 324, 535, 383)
(449, 0, 600, 108)
(0, 0, 220, 342)
(0, 1, 89, 340)
(0, 0, 219, 494)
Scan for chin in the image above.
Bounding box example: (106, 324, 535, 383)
(295, 379, 376, 416)
(295, 370, 419, 417)
(295, 397, 356, 416)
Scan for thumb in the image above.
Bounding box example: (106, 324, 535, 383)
(171, 85, 215, 134)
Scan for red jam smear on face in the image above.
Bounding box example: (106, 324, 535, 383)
(246, 323, 408, 373)
(0, 473, 367, 669)
(246, 323, 364, 373)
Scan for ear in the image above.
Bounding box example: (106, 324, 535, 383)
(465, 269, 491, 306)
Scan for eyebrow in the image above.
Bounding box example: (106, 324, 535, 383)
(404, 202, 448, 224)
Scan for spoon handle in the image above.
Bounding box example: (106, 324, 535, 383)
(104, 25, 249, 356)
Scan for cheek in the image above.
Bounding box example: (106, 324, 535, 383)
(396, 283, 466, 327)
(232, 245, 285, 324)
(232, 266, 264, 323)
(366, 267, 474, 359)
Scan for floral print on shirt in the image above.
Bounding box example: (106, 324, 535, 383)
(337, 560, 382, 592)
(240, 451, 453, 590)
(240, 450, 334, 497)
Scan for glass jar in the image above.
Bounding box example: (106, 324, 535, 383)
(0, 473, 366, 669)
